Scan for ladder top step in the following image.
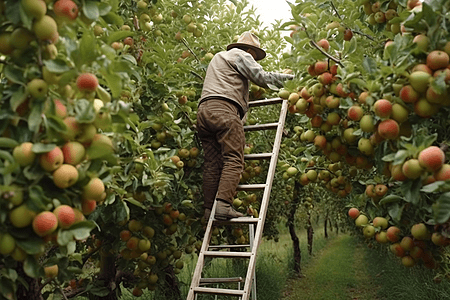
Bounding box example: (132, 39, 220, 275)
(236, 184, 266, 191)
(244, 153, 272, 160)
(204, 251, 253, 258)
(249, 97, 284, 107)
(244, 122, 279, 132)
(199, 277, 244, 284)
(193, 287, 245, 296)
(214, 216, 259, 225)
(209, 244, 251, 249)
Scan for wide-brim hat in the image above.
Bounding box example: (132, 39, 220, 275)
(227, 32, 266, 61)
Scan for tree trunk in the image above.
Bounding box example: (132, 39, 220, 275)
(288, 181, 302, 276)
(307, 213, 314, 255)
(329, 218, 333, 232)
(16, 263, 44, 300)
(162, 265, 182, 300)
(97, 252, 119, 300)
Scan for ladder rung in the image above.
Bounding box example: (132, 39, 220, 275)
(209, 244, 251, 249)
(199, 277, 244, 284)
(244, 122, 279, 132)
(214, 217, 259, 225)
(244, 153, 272, 160)
(204, 251, 252, 258)
(249, 97, 284, 107)
(194, 287, 245, 296)
(236, 184, 266, 191)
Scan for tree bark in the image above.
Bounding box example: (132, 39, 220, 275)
(324, 211, 328, 238)
(16, 263, 44, 300)
(288, 181, 302, 276)
(97, 252, 118, 300)
(162, 265, 182, 300)
(307, 213, 314, 255)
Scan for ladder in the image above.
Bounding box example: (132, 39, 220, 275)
(187, 97, 289, 300)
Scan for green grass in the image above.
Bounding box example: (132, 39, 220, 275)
(364, 243, 450, 300)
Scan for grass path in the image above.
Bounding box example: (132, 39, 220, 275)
(282, 234, 380, 300)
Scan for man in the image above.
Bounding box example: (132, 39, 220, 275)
(197, 32, 294, 221)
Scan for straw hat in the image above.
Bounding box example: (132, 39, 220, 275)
(227, 32, 266, 61)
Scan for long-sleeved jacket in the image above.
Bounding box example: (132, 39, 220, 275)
(199, 48, 294, 118)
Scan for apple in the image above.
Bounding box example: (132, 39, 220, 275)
(411, 223, 430, 240)
(9, 204, 35, 228)
(13, 142, 36, 167)
(375, 231, 389, 243)
(413, 34, 429, 52)
(27, 78, 48, 99)
(61, 141, 85, 165)
(22, 0, 47, 20)
(372, 217, 388, 229)
(317, 38, 329, 51)
(427, 50, 449, 70)
(409, 71, 431, 93)
(402, 159, 424, 179)
(76, 124, 97, 144)
(33, 15, 58, 41)
(400, 236, 414, 251)
(53, 205, 76, 228)
(39, 146, 64, 172)
(44, 265, 59, 278)
(52, 164, 79, 188)
(355, 214, 368, 227)
(418, 146, 445, 172)
(386, 226, 401, 242)
(82, 177, 105, 201)
(32, 211, 58, 237)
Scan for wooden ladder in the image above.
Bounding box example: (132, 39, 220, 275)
(187, 97, 289, 300)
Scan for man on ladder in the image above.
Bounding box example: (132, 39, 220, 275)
(197, 31, 294, 221)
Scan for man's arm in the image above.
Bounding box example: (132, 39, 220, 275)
(235, 51, 294, 89)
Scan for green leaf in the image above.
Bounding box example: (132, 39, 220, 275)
(47, 116, 67, 133)
(16, 237, 45, 255)
(432, 192, 450, 224)
(79, 31, 97, 66)
(23, 256, 40, 278)
(32, 143, 56, 154)
(28, 104, 43, 133)
(421, 181, 446, 193)
(57, 221, 96, 246)
(393, 149, 408, 165)
(0, 150, 15, 163)
(0, 138, 18, 148)
(28, 185, 50, 211)
(401, 178, 421, 205)
(103, 72, 122, 98)
(362, 57, 377, 75)
(4, 65, 25, 85)
(10, 85, 27, 111)
(106, 31, 135, 45)
(83, 1, 100, 20)
(379, 194, 404, 205)
(74, 99, 96, 123)
(388, 202, 404, 223)
(44, 59, 71, 73)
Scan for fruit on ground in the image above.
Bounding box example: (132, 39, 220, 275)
(9, 204, 35, 228)
(355, 214, 368, 227)
(62, 141, 86, 165)
(378, 119, 399, 139)
(32, 211, 58, 237)
(373, 99, 392, 118)
(44, 265, 59, 278)
(82, 177, 105, 201)
(418, 146, 445, 172)
(0, 233, 16, 255)
(402, 159, 424, 179)
(53, 205, 76, 228)
(39, 146, 64, 172)
(13, 142, 36, 167)
(411, 223, 430, 240)
(427, 50, 449, 70)
(76, 73, 99, 92)
(33, 15, 58, 41)
(386, 226, 401, 242)
(52, 164, 79, 188)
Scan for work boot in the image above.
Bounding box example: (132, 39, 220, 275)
(204, 208, 211, 221)
(215, 200, 244, 220)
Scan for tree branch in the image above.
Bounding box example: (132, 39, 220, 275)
(309, 40, 343, 66)
(330, 1, 342, 19)
(181, 38, 202, 65)
(330, 1, 375, 41)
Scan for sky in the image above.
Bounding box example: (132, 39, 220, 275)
(246, 0, 292, 30)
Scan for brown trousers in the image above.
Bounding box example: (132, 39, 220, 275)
(197, 99, 245, 210)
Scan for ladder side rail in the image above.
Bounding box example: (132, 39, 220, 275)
(187, 199, 219, 300)
(241, 99, 289, 300)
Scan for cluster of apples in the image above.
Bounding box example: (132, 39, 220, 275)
(349, 207, 448, 269)
(394, 47, 450, 118)
(239, 158, 263, 184)
(232, 193, 259, 218)
(170, 147, 200, 170)
(0, 0, 79, 59)
(361, 0, 402, 33)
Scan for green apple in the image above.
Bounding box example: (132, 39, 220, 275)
(10, 28, 34, 49)
(33, 15, 58, 41)
(76, 124, 97, 144)
(13, 142, 36, 167)
(409, 71, 431, 93)
(27, 78, 48, 99)
(52, 164, 79, 188)
(9, 204, 36, 228)
(82, 177, 105, 201)
(22, 0, 47, 20)
(0, 233, 16, 255)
